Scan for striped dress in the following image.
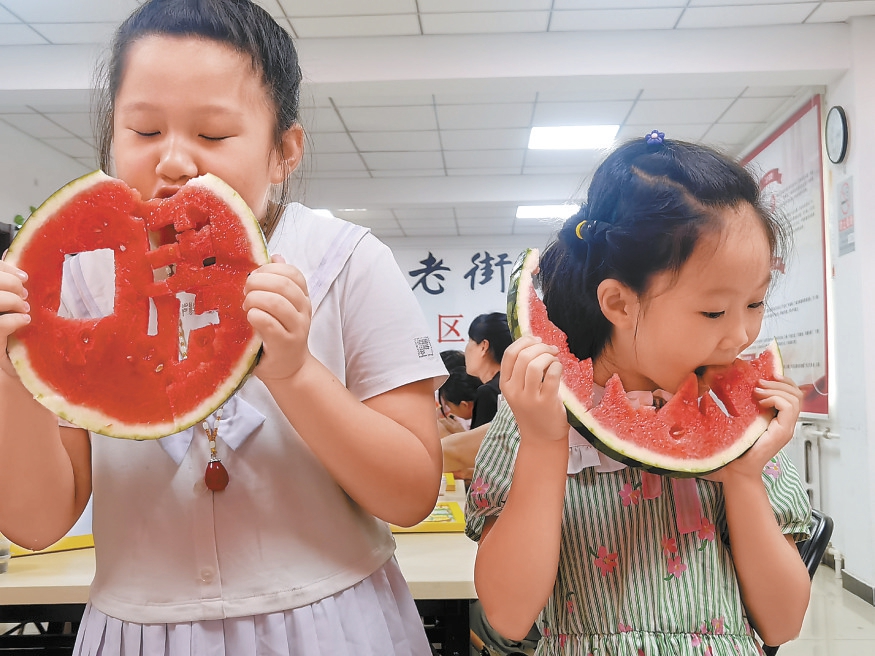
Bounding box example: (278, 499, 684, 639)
(466, 401, 811, 656)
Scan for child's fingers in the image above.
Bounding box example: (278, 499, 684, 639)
(522, 351, 561, 392)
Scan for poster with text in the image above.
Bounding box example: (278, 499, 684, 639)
(393, 246, 528, 355)
(743, 96, 828, 416)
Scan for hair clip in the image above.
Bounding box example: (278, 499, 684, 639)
(575, 220, 587, 240)
(646, 129, 665, 145)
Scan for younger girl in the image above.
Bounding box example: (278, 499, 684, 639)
(0, 1, 444, 654)
(467, 136, 811, 655)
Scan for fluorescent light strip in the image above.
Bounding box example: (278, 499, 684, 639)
(516, 205, 579, 220)
(528, 125, 619, 150)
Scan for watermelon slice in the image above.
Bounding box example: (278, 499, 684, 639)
(507, 248, 782, 475)
(4, 171, 269, 439)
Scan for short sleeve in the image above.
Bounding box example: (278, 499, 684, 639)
(762, 449, 812, 542)
(465, 400, 520, 542)
(335, 234, 447, 400)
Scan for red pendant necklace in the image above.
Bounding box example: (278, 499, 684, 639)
(203, 408, 229, 491)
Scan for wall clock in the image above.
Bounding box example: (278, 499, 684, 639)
(825, 105, 849, 164)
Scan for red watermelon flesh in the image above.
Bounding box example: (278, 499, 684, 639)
(507, 248, 781, 475)
(5, 171, 268, 439)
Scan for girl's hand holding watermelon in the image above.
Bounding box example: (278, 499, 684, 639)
(244, 254, 314, 382)
(0, 262, 29, 378)
(499, 335, 567, 444)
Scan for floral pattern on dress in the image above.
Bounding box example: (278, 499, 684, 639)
(620, 481, 643, 506)
(469, 476, 491, 509)
(589, 545, 619, 576)
(764, 459, 782, 480)
(698, 517, 716, 550)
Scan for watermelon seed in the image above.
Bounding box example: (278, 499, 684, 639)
(119, 245, 126, 252)
(669, 426, 685, 439)
(155, 364, 164, 373)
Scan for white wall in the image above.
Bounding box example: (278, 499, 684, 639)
(817, 15, 875, 591)
(0, 121, 90, 226)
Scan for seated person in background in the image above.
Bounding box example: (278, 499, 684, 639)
(437, 366, 480, 437)
(465, 313, 512, 429)
(439, 348, 466, 371)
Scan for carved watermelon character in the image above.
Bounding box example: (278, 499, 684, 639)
(507, 248, 782, 475)
(4, 171, 269, 439)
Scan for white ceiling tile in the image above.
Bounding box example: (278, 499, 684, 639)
(555, 0, 686, 7)
(31, 23, 116, 45)
(340, 106, 438, 132)
(419, 0, 552, 11)
(513, 220, 561, 234)
(523, 164, 597, 175)
(536, 90, 640, 102)
(371, 227, 406, 238)
(456, 217, 514, 228)
(0, 104, 33, 113)
(0, 24, 47, 44)
(532, 100, 634, 126)
(346, 218, 401, 229)
(0, 0, 140, 22)
(436, 103, 534, 130)
(371, 169, 445, 178)
(742, 86, 804, 98)
(277, 0, 416, 17)
(550, 8, 683, 31)
(362, 151, 444, 170)
(625, 98, 735, 124)
(434, 92, 538, 105)
(253, 0, 285, 18)
(299, 106, 345, 132)
(617, 123, 710, 142)
(440, 128, 530, 151)
(306, 170, 372, 179)
(703, 122, 766, 144)
(2, 113, 74, 138)
(689, 0, 814, 5)
(456, 206, 519, 219)
(807, 1, 875, 23)
(639, 87, 744, 100)
(351, 130, 442, 152)
(0, 6, 18, 22)
(308, 153, 367, 172)
(421, 11, 549, 34)
(290, 14, 420, 37)
(403, 226, 460, 236)
(334, 209, 397, 220)
(306, 131, 357, 154)
(720, 96, 790, 123)
(74, 157, 98, 170)
(42, 113, 92, 138)
(678, 4, 819, 29)
(42, 137, 95, 158)
(395, 208, 455, 221)
(524, 150, 603, 168)
(331, 95, 433, 107)
(460, 223, 514, 236)
(448, 167, 523, 176)
(443, 149, 526, 169)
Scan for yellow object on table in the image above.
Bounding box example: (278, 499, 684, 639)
(10, 534, 94, 557)
(391, 501, 465, 533)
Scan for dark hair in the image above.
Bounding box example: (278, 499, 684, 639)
(439, 366, 481, 405)
(540, 137, 788, 362)
(439, 349, 466, 371)
(94, 0, 302, 204)
(468, 312, 513, 364)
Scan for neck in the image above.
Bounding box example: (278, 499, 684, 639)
(593, 344, 655, 392)
(481, 365, 499, 383)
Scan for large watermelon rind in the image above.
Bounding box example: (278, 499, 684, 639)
(5, 171, 269, 440)
(507, 247, 782, 476)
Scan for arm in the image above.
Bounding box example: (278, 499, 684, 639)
(441, 422, 489, 474)
(708, 376, 810, 646)
(0, 262, 91, 550)
(244, 256, 442, 527)
(474, 336, 569, 640)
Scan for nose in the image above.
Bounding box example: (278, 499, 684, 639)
(721, 312, 759, 353)
(155, 135, 198, 183)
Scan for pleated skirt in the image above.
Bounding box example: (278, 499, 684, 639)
(72, 557, 432, 656)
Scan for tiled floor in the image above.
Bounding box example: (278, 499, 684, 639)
(779, 566, 875, 655)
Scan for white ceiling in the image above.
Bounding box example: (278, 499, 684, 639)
(0, 0, 872, 238)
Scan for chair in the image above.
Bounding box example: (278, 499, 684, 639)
(761, 508, 834, 656)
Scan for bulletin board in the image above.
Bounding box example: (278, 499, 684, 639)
(742, 95, 829, 416)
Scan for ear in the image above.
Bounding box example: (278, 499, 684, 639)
(596, 278, 640, 330)
(270, 123, 305, 185)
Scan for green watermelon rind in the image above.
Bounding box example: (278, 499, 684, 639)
(507, 247, 783, 476)
(5, 171, 269, 440)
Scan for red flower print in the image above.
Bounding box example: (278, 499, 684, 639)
(711, 617, 725, 635)
(691, 634, 702, 647)
(565, 592, 576, 615)
(661, 535, 678, 556)
(697, 517, 716, 548)
(638, 650, 645, 656)
(591, 545, 619, 576)
(619, 482, 642, 507)
(558, 634, 568, 647)
(470, 476, 491, 508)
(764, 459, 781, 480)
(665, 556, 687, 579)
(618, 621, 633, 633)
(704, 647, 714, 656)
